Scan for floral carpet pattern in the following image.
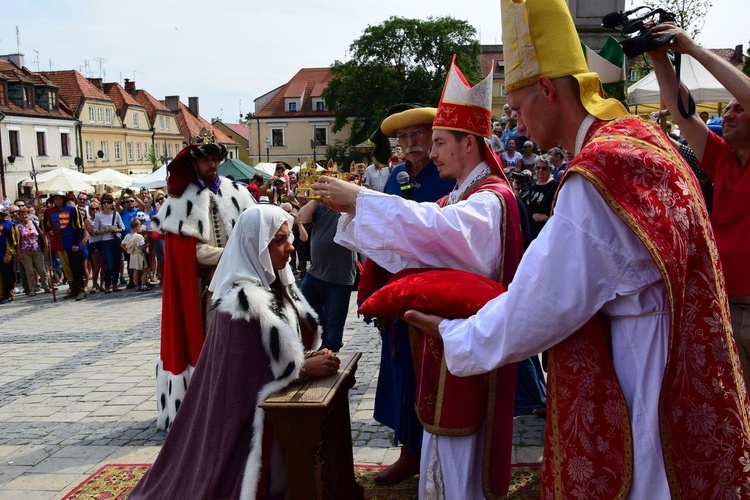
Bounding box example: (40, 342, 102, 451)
(62, 462, 541, 499)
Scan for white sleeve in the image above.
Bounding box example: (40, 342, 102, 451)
(441, 174, 662, 376)
(335, 189, 503, 277)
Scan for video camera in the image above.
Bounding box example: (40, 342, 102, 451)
(602, 7, 676, 58)
(509, 170, 533, 186)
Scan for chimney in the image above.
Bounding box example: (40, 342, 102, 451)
(165, 96, 180, 112)
(0, 53, 25, 68)
(189, 97, 199, 118)
(733, 44, 744, 64)
(124, 78, 136, 93)
(88, 77, 103, 90)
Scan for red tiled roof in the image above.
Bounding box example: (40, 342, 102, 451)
(0, 61, 74, 120)
(222, 122, 250, 140)
(129, 88, 172, 123)
(710, 47, 746, 68)
(175, 101, 236, 146)
(103, 82, 141, 111)
(255, 68, 334, 118)
(43, 70, 111, 111)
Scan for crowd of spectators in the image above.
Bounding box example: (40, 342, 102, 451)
(0, 186, 166, 302)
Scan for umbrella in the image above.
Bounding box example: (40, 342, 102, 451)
(23, 166, 100, 187)
(89, 168, 134, 188)
(36, 172, 95, 193)
(132, 165, 167, 189)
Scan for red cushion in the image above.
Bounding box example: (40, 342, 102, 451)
(358, 268, 506, 319)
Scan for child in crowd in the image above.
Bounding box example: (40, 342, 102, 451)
(121, 218, 149, 291)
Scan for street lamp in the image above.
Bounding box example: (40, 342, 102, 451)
(310, 139, 320, 166)
(264, 137, 271, 163)
(1, 155, 14, 200)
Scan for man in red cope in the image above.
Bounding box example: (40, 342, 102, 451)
(405, 1, 750, 498)
(151, 136, 255, 430)
(313, 58, 523, 498)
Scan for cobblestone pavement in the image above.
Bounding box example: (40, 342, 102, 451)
(0, 285, 543, 498)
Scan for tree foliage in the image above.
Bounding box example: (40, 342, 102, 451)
(630, 0, 712, 40)
(322, 16, 481, 164)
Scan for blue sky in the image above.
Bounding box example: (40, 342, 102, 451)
(2, 0, 744, 122)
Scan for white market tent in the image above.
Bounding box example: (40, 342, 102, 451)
(254, 162, 279, 176)
(22, 167, 100, 193)
(132, 165, 167, 189)
(89, 168, 134, 188)
(22, 166, 100, 187)
(627, 55, 732, 114)
(36, 173, 95, 194)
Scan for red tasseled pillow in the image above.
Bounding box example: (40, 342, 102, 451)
(358, 268, 506, 319)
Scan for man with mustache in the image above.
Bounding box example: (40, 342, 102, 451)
(314, 63, 523, 498)
(359, 104, 454, 485)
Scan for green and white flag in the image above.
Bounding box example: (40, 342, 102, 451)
(582, 36, 627, 106)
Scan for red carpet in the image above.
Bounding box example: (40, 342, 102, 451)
(62, 462, 541, 498)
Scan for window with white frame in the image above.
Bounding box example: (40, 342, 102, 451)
(48, 91, 57, 110)
(271, 129, 284, 147)
(133, 113, 139, 128)
(8, 129, 20, 157)
(97, 107, 104, 123)
(60, 132, 70, 157)
(166, 118, 171, 131)
(500, 84, 506, 97)
(155, 143, 160, 158)
(114, 141, 122, 160)
(313, 98, 326, 111)
(136, 142, 142, 160)
(144, 143, 150, 161)
(159, 116, 165, 130)
(106, 108, 113, 124)
(167, 144, 173, 157)
(89, 106, 96, 122)
(36, 130, 47, 156)
(314, 126, 328, 146)
(127, 143, 133, 161)
(288, 101, 297, 112)
(86, 141, 94, 161)
(100, 141, 109, 161)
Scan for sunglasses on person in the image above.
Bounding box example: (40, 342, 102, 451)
(156, 198, 165, 202)
(102, 200, 113, 205)
(535, 166, 550, 171)
(126, 199, 136, 203)
(91, 207, 100, 211)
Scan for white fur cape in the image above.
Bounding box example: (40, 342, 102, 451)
(151, 176, 255, 241)
(212, 280, 322, 500)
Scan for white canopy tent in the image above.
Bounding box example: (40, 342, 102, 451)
(22, 166, 100, 188)
(89, 168, 134, 188)
(253, 162, 279, 176)
(627, 55, 732, 115)
(132, 165, 167, 189)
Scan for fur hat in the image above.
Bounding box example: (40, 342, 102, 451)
(167, 143, 228, 196)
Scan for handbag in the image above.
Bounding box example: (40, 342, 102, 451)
(111, 213, 123, 243)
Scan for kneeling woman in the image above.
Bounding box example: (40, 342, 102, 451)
(131, 205, 340, 499)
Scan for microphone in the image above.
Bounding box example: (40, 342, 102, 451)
(396, 170, 413, 200)
(601, 6, 645, 28)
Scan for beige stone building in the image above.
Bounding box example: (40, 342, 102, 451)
(44, 71, 154, 175)
(125, 80, 183, 164)
(251, 68, 351, 166)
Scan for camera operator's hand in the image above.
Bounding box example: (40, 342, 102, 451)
(649, 23, 698, 56)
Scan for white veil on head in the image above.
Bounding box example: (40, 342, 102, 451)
(209, 204, 295, 298)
